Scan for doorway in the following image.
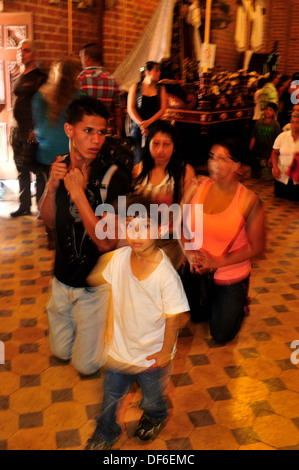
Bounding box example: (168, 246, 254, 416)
(0, 12, 33, 180)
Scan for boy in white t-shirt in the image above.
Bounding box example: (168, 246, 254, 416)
(85, 195, 189, 450)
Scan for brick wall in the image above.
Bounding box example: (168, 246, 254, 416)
(266, 0, 299, 76)
(2, 0, 299, 76)
(211, 0, 299, 76)
(209, 0, 240, 72)
(101, 0, 159, 72)
(211, 0, 273, 73)
(3, 0, 101, 70)
(2, 0, 159, 73)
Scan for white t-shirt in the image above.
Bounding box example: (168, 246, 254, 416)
(102, 246, 189, 369)
(273, 130, 299, 185)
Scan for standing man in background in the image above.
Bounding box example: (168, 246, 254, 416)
(79, 43, 123, 137)
(10, 39, 47, 217)
(260, 71, 280, 119)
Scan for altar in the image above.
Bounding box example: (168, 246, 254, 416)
(163, 105, 253, 133)
(114, 0, 259, 168)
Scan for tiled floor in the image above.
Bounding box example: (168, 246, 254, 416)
(0, 177, 299, 451)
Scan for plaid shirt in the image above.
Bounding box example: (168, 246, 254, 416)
(78, 66, 122, 133)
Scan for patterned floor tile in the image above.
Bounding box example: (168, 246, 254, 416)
(1, 178, 299, 450)
(188, 409, 216, 427)
(166, 437, 193, 450)
(249, 400, 275, 417)
(231, 426, 260, 446)
(51, 388, 74, 403)
(188, 354, 210, 366)
(171, 373, 194, 387)
(56, 429, 81, 449)
(263, 377, 287, 392)
(238, 347, 260, 358)
(262, 317, 282, 326)
(19, 412, 44, 429)
(253, 414, 299, 448)
(207, 386, 232, 401)
(224, 365, 247, 378)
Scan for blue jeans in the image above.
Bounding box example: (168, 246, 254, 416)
(47, 277, 110, 375)
(93, 365, 170, 444)
(210, 276, 250, 343)
(131, 122, 142, 166)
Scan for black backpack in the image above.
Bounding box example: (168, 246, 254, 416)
(100, 135, 134, 184)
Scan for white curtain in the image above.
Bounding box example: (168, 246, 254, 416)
(113, 0, 176, 91)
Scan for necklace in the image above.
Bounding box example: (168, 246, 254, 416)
(71, 226, 88, 262)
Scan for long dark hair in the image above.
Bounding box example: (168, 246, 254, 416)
(134, 120, 186, 203)
(40, 57, 82, 124)
(211, 138, 249, 165)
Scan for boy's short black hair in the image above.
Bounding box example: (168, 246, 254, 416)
(115, 193, 156, 218)
(65, 95, 109, 125)
(113, 192, 164, 229)
(268, 71, 279, 82)
(266, 102, 278, 114)
(257, 77, 266, 89)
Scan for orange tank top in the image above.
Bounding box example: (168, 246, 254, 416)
(189, 178, 251, 284)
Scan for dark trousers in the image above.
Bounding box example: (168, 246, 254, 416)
(180, 264, 250, 343)
(16, 163, 32, 211)
(11, 128, 38, 211)
(274, 179, 299, 201)
(210, 277, 250, 344)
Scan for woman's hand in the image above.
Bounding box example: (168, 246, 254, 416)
(139, 120, 151, 135)
(184, 250, 203, 274)
(185, 249, 221, 274)
(196, 249, 222, 274)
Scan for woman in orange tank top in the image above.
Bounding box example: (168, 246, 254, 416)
(180, 139, 265, 343)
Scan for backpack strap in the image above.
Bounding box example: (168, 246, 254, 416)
(136, 81, 143, 109)
(100, 164, 118, 203)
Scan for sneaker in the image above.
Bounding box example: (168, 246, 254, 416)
(84, 434, 113, 450)
(10, 208, 32, 217)
(134, 414, 167, 442)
